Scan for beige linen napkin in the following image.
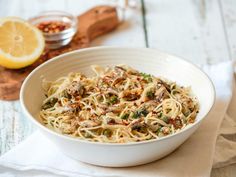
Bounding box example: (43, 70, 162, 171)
(213, 77, 236, 168)
(0, 61, 235, 177)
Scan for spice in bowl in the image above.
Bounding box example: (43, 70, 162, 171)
(29, 11, 78, 49)
(37, 21, 71, 34)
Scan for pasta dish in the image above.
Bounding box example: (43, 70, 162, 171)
(40, 65, 199, 143)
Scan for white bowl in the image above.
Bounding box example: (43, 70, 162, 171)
(20, 47, 215, 167)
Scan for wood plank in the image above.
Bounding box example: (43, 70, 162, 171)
(144, 0, 230, 65)
(220, 0, 236, 60)
(0, 101, 34, 155)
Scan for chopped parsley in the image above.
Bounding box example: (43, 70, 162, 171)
(141, 72, 153, 82)
(121, 113, 129, 119)
(162, 116, 169, 123)
(157, 112, 162, 118)
(146, 90, 155, 99)
(132, 108, 149, 118)
(156, 127, 162, 135)
(107, 95, 118, 105)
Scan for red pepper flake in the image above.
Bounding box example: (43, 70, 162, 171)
(168, 117, 183, 129)
(36, 21, 70, 34)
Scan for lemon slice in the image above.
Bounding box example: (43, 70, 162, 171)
(0, 17, 45, 69)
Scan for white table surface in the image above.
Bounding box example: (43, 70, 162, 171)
(0, 0, 235, 176)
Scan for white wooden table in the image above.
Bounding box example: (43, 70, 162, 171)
(0, 0, 235, 176)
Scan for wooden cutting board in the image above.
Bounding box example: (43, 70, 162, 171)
(0, 6, 119, 101)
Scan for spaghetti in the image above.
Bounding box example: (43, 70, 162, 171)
(40, 65, 199, 143)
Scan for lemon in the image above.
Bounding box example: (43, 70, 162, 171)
(0, 17, 45, 69)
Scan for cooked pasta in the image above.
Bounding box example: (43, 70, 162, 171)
(40, 65, 199, 143)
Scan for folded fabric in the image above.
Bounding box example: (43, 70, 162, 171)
(213, 78, 236, 168)
(0, 61, 235, 177)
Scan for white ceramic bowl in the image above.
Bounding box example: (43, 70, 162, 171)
(20, 47, 215, 167)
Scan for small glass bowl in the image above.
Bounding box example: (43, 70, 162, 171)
(29, 11, 78, 49)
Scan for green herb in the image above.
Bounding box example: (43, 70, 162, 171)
(146, 90, 155, 99)
(42, 97, 58, 110)
(156, 127, 165, 137)
(111, 95, 118, 103)
(132, 111, 140, 118)
(156, 127, 162, 135)
(131, 123, 146, 133)
(141, 72, 153, 82)
(132, 108, 149, 118)
(141, 109, 149, 116)
(121, 113, 129, 120)
(103, 129, 112, 137)
(162, 116, 169, 123)
(107, 95, 118, 105)
(157, 112, 162, 118)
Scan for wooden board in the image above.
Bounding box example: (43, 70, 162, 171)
(0, 5, 119, 100)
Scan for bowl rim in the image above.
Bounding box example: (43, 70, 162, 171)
(20, 46, 216, 146)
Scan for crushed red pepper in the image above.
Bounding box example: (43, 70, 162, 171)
(36, 21, 70, 34)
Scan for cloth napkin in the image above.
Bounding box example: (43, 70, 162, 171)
(213, 64, 236, 168)
(0, 61, 235, 177)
